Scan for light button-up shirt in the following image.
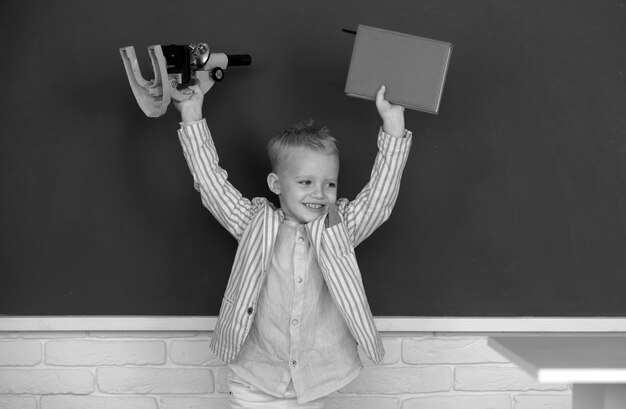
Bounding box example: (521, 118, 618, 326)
(230, 220, 362, 403)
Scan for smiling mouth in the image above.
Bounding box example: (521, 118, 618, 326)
(304, 203, 325, 210)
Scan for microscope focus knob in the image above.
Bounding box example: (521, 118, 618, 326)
(210, 67, 225, 82)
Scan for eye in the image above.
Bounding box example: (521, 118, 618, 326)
(326, 182, 337, 189)
(299, 180, 311, 185)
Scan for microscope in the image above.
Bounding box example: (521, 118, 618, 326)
(120, 43, 251, 117)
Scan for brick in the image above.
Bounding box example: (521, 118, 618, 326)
(88, 331, 199, 338)
(170, 339, 223, 365)
(45, 340, 165, 366)
(340, 367, 451, 394)
(360, 338, 401, 365)
(97, 367, 214, 394)
(513, 394, 572, 409)
(326, 396, 399, 409)
(402, 394, 510, 409)
(160, 396, 230, 409)
(455, 366, 568, 391)
(41, 396, 158, 409)
(403, 337, 508, 364)
(0, 340, 42, 366)
(21, 332, 87, 339)
(0, 369, 94, 394)
(0, 396, 38, 409)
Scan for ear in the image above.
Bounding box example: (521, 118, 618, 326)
(267, 172, 281, 195)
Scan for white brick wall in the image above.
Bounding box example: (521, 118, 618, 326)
(0, 332, 572, 409)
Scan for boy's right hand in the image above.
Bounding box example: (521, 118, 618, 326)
(173, 84, 204, 123)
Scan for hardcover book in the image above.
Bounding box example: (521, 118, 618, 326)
(345, 25, 453, 114)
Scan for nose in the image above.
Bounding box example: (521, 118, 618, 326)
(311, 184, 324, 199)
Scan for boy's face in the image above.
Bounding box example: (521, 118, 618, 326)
(267, 146, 339, 224)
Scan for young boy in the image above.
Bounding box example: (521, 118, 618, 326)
(175, 84, 412, 408)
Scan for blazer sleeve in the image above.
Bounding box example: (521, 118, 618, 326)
(177, 119, 264, 241)
(338, 128, 413, 247)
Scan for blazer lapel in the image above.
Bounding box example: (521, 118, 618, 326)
(262, 207, 281, 272)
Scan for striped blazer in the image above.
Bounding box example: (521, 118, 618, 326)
(178, 120, 412, 364)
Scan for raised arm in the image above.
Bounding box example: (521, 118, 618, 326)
(175, 86, 259, 240)
(340, 85, 412, 246)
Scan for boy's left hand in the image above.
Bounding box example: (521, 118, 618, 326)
(375, 85, 406, 138)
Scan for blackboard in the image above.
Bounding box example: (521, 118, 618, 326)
(2, 0, 626, 316)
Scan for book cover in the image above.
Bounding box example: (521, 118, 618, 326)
(345, 25, 453, 114)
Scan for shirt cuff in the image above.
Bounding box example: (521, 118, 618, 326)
(179, 119, 206, 130)
(378, 127, 412, 152)
(380, 127, 410, 139)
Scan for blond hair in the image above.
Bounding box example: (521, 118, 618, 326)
(267, 119, 339, 172)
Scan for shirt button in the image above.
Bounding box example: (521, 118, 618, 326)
(247, 307, 253, 315)
(292, 319, 299, 326)
(297, 236, 304, 243)
(297, 276, 303, 283)
(291, 360, 297, 367)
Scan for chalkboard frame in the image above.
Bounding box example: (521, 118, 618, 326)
(2, 317, 626, 332)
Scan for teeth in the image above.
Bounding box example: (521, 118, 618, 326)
(304, 203, 323, 209)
